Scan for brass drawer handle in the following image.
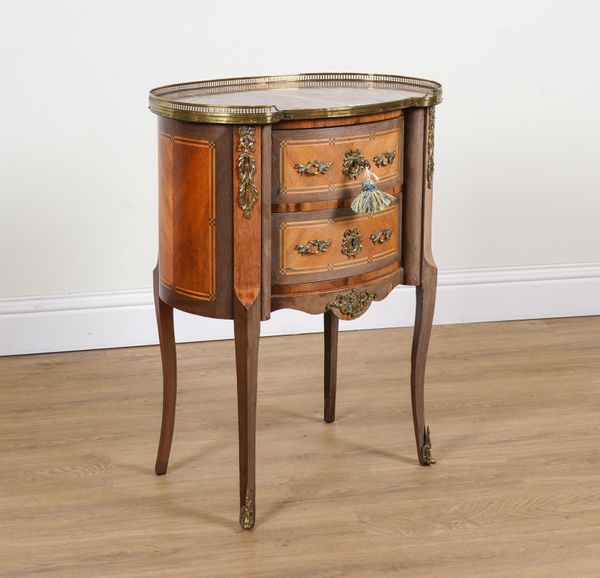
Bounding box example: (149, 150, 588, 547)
(341, 228, 363, 258)
(370, 228, 393, 244)
(295, 239, 332, 255)
(342, 149, 370, 180)
(294, 160, 332, 176)
(373, 151, 396, 168)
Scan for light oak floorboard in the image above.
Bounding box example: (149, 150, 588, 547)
(1, 317, 599, 577)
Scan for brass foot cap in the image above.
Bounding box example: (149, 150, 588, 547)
(239, 507, 255, 530)
(420, 425, 436, 466)
(239, 486, 255, 530)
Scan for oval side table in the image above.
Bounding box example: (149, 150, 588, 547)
(148, 73, 442, 530)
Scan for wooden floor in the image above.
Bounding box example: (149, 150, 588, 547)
(1, 317, 600, 577)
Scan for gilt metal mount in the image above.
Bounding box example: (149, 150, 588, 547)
(239, 486, 255, 530)
(370, 228, 393, 244)
(237, 126, 258, 219)
(426, 107, 435, 189)
(326, 288, 376, 320)
(294, 160, 332, 176)
(341, 228, 363, 258)
(295, 239, 332, 255)
(420, 426, 436, 466)
(342, 149, 369, 180)
(373, 150, 396, 168)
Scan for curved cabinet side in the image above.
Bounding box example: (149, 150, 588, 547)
(157, 117, 233, 319)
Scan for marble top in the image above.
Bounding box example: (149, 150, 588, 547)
(149, 73, 442, 124)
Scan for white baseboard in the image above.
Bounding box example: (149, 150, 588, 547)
(1, 263, 599, 356)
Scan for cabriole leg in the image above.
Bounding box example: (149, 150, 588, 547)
(153, 266, 177, 475)
(410, 258, 437, 466)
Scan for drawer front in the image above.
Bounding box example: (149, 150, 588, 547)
(273, 203, 401, 285)
(273, 117, 403, 203)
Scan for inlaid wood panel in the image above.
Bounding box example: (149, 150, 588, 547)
(159, 133, 216, 301)
(158, 133, 174, 287)
(272, 203, 400, 285)
(157, 118, 233, 319)
(273, 117, 403, 203)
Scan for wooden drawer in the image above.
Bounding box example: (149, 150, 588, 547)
(273, 116, 403, 204)
(272, 203, 401, 285)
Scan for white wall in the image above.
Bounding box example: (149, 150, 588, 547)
(1, 1, 599, 354)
